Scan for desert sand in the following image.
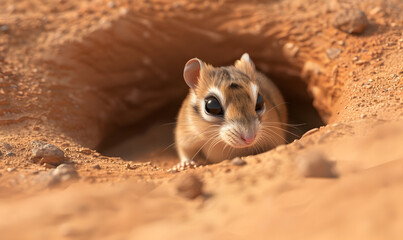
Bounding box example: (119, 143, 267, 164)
(0, 0, 402, 239)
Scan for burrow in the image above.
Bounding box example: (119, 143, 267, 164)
(43, 11, 328, 165)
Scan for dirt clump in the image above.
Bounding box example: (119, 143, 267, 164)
(332, 9, 369, 34)
(176, 173, 204, 200)
(38, 163, 80, 187)
(296, 149, 338, 178)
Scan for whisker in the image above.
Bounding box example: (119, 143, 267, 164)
(257, 140, 266, 154)
(265, 101, 287, 115)
(258, 131, 278, 147)
(162, 125, 221, 152)
(263, 125, 301, 138)
(158, 122, 178, 127)
(261, 128, 284, 145)
(205, 135, 220, 157)
(206, 137, 223, 160)
(190, 133, 219, 162)
(262, 122, 305, 129)
(261, 128, 288, 144)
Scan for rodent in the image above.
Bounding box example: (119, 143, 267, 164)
(175, 53, 287, 167)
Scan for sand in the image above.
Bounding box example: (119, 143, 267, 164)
(0, 0, 402, 239)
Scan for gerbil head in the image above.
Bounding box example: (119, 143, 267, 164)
(183, 53, 267, 149)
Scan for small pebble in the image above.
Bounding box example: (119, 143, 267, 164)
(332, 9, 368, 34)
(31, 140, 66, 165)
(126, 163, 139, 170)
(337, 40, 345, 46)
(92, 164, 101, 170)
(80, 149, 92, 155)
(119, 7, 128, 15)
(231, 157, 247, 166)
(283, 42, 300, 58)
(356, 60, 369, 65)
(389, 74, 398, 78)
(107, 1, 116, 8)
(370, 7, 382, 15)
(326, 47, 342, 60)
(48, 164, 79, 186)
(5, 151, 16, 157)
(0, 25, 10, 33)
(42, 163, 56, 168)
(173, 2, 182, 8)
(176, 174, 203, 199)
(7, 167, 16, 172)
(2, 142, 12, 150)
(296, 150, 338, 178)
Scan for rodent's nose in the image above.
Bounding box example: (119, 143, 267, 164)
(241, 134, 256, 144)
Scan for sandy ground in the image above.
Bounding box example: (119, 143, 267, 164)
(0, 0, 402, 239)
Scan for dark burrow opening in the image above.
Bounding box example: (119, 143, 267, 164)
(46, 6, 327, 168)
(96, 63, 325, 167)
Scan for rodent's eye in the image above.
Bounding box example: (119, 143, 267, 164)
(205, 97, 223, 116)
(255, 94, 264, 112)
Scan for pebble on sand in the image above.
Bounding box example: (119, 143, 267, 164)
(283, 42, 300, 58)
(176, 174, 204, 199)
(326, 47, 342, 60)
(296, 149, 338, 178)
(107, 1, 116, 8)
(48, 163, 79, 186)
(231, 157, 247, 166)
(31, 140, 66, 165)
(80, 149, 92, 155)
(92, 164, 101, 170)
(5, 151, 16, 157)
(3, 142, 12, 150)
(332, 9, 368, 34)
(0, 25, 10, 33)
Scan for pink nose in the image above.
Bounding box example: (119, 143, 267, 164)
(241, 135, 255, 144)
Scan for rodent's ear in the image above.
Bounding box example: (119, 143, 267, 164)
(183, 58, 203, 89)
(235, 53, 255, 76)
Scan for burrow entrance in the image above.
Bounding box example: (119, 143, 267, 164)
(96, 70, 324, 168)
(49, 12, 326, 168)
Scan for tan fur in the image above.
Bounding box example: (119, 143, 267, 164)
(175, 54, 287, 164)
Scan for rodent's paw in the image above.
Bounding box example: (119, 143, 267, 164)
(167, 161, 198, 173)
